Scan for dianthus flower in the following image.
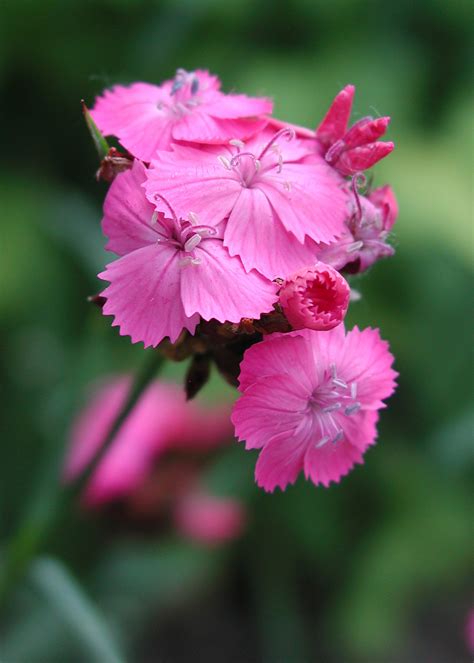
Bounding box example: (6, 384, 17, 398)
(173, 492, 246, 546)
(90, 69, 272, 162)
(145, 128, 347, 278)
(279, 263, 350, 331)
(99, 161, 278, 347)
(63, 376, 232, 505)
(232, 326, 397, 492)
(315, 84, 394, 176)
(316, 182, 398, 273)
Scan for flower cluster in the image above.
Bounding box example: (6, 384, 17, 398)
(88, 68, 398, 491)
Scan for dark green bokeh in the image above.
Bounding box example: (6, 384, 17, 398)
(0, 1, 472, 661)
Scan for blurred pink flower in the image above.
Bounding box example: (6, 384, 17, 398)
(466, 609, 474, 653)
(99, 161, 277, 347)
(279, 263, 350, 331)
(232, 326, 397, 492)
(63, 376, 232, 506)
(90, 69, 272, 161)
(173, 493, 246, 546)
(315, 84, 394, 176)
(145, 128, 347, 279)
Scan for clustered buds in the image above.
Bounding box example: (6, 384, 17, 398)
(76, 69, 398, 493)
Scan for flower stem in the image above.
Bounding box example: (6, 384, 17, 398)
(0, 350, 165, 608)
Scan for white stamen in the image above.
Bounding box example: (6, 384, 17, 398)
(322, 403, 342, 413)
(218, 155, 232, 170)
(332, 430, 344, 444)
(179, 256, 202, 267)
(184, 234, 202, 252)
(315, 436, 330, 449)
(330, 363, 337, 379)
(150, 211, 158, 225)
(345, 402, 361, 416)
(229, 138, 245, 148)
(176, 102, 188, 114)
(351, 382, 358, 399)
(277, 153, 283, 173)
(347, 240, 364, 253)
(333, 378, 348, 389)
(254, 159, 261, 171)
(283, 180, 292, 191)
(188, 211, 199, 224)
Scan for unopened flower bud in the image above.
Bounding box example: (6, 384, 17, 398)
(279, 263, 350, 331)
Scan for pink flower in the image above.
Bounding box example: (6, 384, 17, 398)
(145, 128, 347, 279)
(232, 326, 397, 492)
(316, 184, 398, 273)
(90, 69, 272, 161)
(279, 263, 350, 331)
(99, 161, 278, 347)
(315, 84, 394, 176)
(173, 492, 246, 546)
(466, 609, 474, 654)
(63, 376, 233, 506)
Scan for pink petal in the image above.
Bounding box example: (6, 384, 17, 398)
(224, 187, 321, 279)
(332, 410, 379, 452)
(99, 244, 199, 347)
(180, 239, 277, 322)
(258, 161, 347, 244)
(102, 161, 160, 256)
(146, 149, 240, 226)
(316, 84, 355, 147)
(238, 332, 315, 393)
(255, 423, 313, 492)
(91, 83, 176, 161)
(335, 326, 398, 408)
(303, 436, 364, 488)
(172, 112, 268, 144)
(204, 93, 272, 119)
(232, 374, 309, 450)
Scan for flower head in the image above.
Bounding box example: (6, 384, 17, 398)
(232, 326, 397, 492)
(145, 128, 347, 278)
(315, 84, 394, 176)
(279, 263, 350, 331)
(63, 377, 232, 506)
(316, 181, 398, 273)
(99, 161, 278, 347)
(91, 69, 272, 161)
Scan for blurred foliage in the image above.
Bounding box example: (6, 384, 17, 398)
(0, 0, 472, 661)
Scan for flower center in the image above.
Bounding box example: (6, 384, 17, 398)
(217, 128, 295, 188)
(307, 363, 361, 448)
(152, 195, 216, 266)
(157, 69, 201, 117)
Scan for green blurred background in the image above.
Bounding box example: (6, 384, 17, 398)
(0, 1, 472, 661)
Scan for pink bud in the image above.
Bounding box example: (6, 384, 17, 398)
(342, 116, 390, 150)
(279, 263, 350, 331)
(334, 141, 394, 176)
(368, 184, 398, 230)
(315, 84, 355, 148)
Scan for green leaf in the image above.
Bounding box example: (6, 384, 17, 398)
(29, 557, 125, 663)
(82, 101, 110, 160)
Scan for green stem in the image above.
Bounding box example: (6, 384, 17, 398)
(0, 350, 165, 607)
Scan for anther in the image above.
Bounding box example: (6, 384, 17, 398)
(347, 240, 364, 253)
(322, 403, 342, 413)
(333, 377, 348, 389)
(315, 436, 330, 449)
(184, 234, 202, 252)
(150, 211, 158, 225)
(332, 430, 344, 444)
(188, 212, 199, 224)
(345, 402, 361, 416)
(218, 155, 232, 170)
(229, 139, 245, 149)
(351, 382, 358, 399)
